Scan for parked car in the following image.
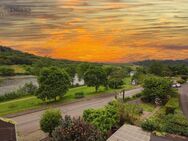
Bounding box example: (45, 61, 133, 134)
(172, 83, 181, 88)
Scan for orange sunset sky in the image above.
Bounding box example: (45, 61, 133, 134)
(0, 0, 188, 63)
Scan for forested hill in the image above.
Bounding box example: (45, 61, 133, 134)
(134, 59, 188, 66)
(0, 46, 80, 65)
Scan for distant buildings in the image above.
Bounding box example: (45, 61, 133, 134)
(0, 118, 17, 141)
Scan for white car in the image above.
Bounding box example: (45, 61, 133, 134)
(176, 83, 181, 88)
(172, 83, 181, 88)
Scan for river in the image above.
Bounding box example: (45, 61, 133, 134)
(0, 75, 84, 96)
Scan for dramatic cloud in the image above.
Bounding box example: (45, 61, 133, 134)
(0, 0, 188, 62)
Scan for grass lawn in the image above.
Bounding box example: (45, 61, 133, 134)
(140, 103, 156, 112)
(0, 83, 135, 116)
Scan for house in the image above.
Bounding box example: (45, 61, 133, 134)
(0, 118, 17, 141)
(129, 71, 136, 77)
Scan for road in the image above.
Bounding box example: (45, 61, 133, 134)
(11, 87, 143, 141)
(179, 83, 188, 119)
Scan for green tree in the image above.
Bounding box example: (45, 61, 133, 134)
(84, 67, 107, 92)
(108, 77, 124, 89)
(36, 67, 70, 101)
(77, 63, 91, 80)
(40, 109, 62, 136)
(149, 61, 165, 76)
(142, 76, 174, 105)
(65, 65, 77, 85)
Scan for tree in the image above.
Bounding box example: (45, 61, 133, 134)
(0, 66, 15, 76)
(108, 77, 124, 89)
(84, 67, 107, 92)
(40, 109, 62, 136)
(149, 61, 165, 76)
(36, 67, 71, 101)
(104, 66, 125, 89)
(52, 116, 105, 141)
(142, 76, 174, 105)
(77, 63, 91, 80)
(65, 65, 77, 85)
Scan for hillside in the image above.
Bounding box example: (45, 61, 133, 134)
(0, 46, 80, 65)
(134, 59, 188, 66)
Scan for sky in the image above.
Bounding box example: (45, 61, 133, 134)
(0, 0, 188, 63)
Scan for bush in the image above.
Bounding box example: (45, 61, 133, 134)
(74, 92, 84, 99)
(0, 66, 15, 76)
(21, 82, 38, 95)
(165, 98, 178, 115)
(0, 83, 37, 102)
(165, 106, 176, 115)
(40, 109, 62, 136)
(52, 116, 105, 141)
(83, 101, 120, 133)
(177, 79, 186, 84)
(141, 119, 158, 131)
(124, 104, 143, 124)
(161, 114, 188, 136)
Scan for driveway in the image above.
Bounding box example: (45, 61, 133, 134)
(179, 83, 188, 119)
(11, 87, 143, 141)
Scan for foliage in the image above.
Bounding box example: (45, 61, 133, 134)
(141, 97, 188, 137)
(0, 83, 37, 102)
(108, 77, 124, 89)
(52, 115, 105, 141)
(84, 66, 107, 92)
(142, 76, 174, 105)
(123, 104, 143, 124)
(83, 101, 120, 133)
(165, 98, 178, 115)
(65, 65, 77, 84)
(0, 66, 15, 76)
(74, 92, 84, 99)
(141, 119, 158, 131)
(77, 63, 92, 79)
(36, 67, 71, 101)
(177, 79, 186, 84)
(40, 109, 62, 136)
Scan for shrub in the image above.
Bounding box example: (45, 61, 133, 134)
(74, 92, 84, 99)
(0, 66, 15, 76)
(165, 98, 178, 115)
(52, 115, 105, 141)
(83, 101, 120, 133)
(0, 83, 37, 102)
(141, 119, 158, 131)
(177, 79, 186, 84)
(161, 114, 188, 136)
(165, 106, 176, 115)
(40, 109, 62, 136)
(124, 104, 143, 124)
(21, 82, 38, 95)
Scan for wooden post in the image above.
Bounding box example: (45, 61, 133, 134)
(123, 90, 125, 102)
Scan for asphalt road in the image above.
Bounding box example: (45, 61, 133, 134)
(11, 87, 143, 141)
(179, 83, 188, 119)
